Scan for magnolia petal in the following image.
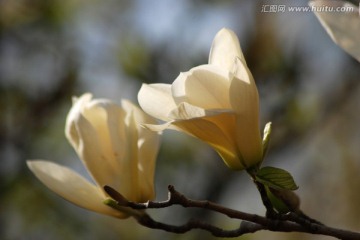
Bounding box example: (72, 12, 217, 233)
(234, 117, 262, 168)
(209, 28, 245, 71)
(229, 58, 262, 167)
(172, 65, 232, 109)
(122, 101, 159, 201)
(73, 102, 125, 192)
(120, 109, 141, 202)
(121, 100, 159, 200)
(79, 99, 157, 202)
(65, 93, 93, 151)
(172, 113, 245, 170)
(232, 56, 254, 85)
(144, 121, 173, 131)
(27, 160, 127, 218)
(138, 83, 177, 121)
(101, 101, 127, 175)
(310, 1, 360, 62)
(65, 94, 115, 189)
(85, 99, 127, 172)
(65, 94, 125, 187)
(121, 99, 158, 126)
(169, 102, 207, 120)
(230, 58, 259, 116)
(168, 102, 233, 120)
(137, 131, 159, 202)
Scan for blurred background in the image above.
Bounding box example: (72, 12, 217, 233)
(1, 0, 360, 239)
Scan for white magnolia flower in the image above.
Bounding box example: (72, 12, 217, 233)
(27, 93, 160, 218)
(310, 0, 360, 62)
(138, 28, 262, 170)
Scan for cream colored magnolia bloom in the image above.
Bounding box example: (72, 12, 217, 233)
(138, 28, 262, 170)
(309, 0, 360, 62)
(27, 93, 160, 218)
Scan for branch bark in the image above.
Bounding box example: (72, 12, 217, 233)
(104, 185, 360, 239)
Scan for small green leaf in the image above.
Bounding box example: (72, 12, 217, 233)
(265, 186, 290, 214)
(255, 166, 298, 190)
(103, 198, 123, 211)
(262, 122, 272, 160)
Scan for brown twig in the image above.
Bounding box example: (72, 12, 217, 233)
(104, 185, 360, 239)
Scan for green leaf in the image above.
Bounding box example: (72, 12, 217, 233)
(255, 166, 298, 190)
(103, 198, 123, 211)
(262, 122, 272, 160)
(265, 186, 290, 214)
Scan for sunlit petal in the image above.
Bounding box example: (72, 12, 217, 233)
(143, 121, 172, 132)
(169, 102, 207, 120)
(30, 92, 161, 219)
(209, 28, 245, 71)
(65, 93, 93, 151)
(172, 65, 232, 109)
(234, 117, 262, 168)
(65, 94, 121, 190)
(72, 104, 122, 192)
(230, 58, 259, 116)
(122, 99, 157, 126)
(138, 28, 263, 170)
(122, 100, 160, 201)
(27, 160, 127, 218)
(229, 58, 262, 166)
(138, 83, 177, 121)
(310, 1, 360, 62)
(172, 112, 245, 170)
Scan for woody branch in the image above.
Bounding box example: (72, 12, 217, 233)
(104, 185, 360, 239)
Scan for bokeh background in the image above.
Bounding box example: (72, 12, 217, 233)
(1, 0, 360, 239)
